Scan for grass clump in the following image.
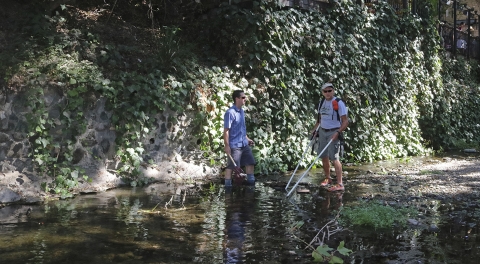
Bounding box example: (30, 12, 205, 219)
(340, 200, 416, 230)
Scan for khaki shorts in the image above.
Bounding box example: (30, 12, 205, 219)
(317, 129, 341, 161)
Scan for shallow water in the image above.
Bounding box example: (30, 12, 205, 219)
(1, 157, 479, 263)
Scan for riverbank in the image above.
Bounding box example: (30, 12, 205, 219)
(350, 154, 480, 201)
(1, 153, 479, 206)
(0, 159, 217, 205)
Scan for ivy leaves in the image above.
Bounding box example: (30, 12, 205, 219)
(13, 0, 480, 184)
(200, 0, 478, 169)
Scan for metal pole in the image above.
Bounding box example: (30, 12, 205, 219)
(453, 0, 457, 58)
(467, 9, 471, 59)
(478, 14, 480, 62)
(285, 125, 321, 191)
(438, 1, 442, 37)
(286, 139, 332, 197)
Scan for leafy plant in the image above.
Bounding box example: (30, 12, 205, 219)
(26, 86, 89, 199)
(339, 200, 417, 229)
(312, 241, 353, 263)
(288, 214, 353, 263)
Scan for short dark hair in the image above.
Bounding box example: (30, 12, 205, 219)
(232, 90, 244, 102)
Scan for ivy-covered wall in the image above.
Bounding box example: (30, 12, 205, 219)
(197, 0, 480, 168)
(200, 1, 432, 166)
(1, 0, 479, 198)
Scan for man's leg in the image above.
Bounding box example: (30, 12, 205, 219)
(319, 131, 333, 186)
(325, 134, 343, 190)
(241, 146, 256, 185)
(320, 156, 332, 186)
(225, 168, 232, 186)
(322, 157, 331, 177)
(332, 160, 343, 186)
(245, 165, 255, 184)
(327, 159, 344, 191)
(245, 165, 254, 174)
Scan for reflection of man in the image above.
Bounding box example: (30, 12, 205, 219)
(320, 191, 344, 217)
(223, 186, 255, 263)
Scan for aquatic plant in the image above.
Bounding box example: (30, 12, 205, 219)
(289, 211, 353, 263)
(340, 200, 416, 229)
(312, 241, 352, 263)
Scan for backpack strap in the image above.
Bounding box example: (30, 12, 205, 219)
(317, 98, 325, 123)
(334, 98, 342, 121)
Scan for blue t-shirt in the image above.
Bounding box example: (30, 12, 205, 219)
(224, 105, 248, 148)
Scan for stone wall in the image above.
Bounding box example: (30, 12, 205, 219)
(0, 88, 219, 204)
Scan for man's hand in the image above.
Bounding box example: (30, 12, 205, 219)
(330, 132, 339, 141)
(224, 145, 231, 155)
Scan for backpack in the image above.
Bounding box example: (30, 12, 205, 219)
(317, 97, 343, 122)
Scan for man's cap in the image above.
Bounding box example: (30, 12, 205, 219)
(321, 83, 333, 90)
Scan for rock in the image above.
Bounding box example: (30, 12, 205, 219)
(408, 219, 419, 225)
(429, 224, 439, 232)
(0, 187, 21, 203)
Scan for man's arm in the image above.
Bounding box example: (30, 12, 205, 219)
(224, 127, 230, 154)
(311, 121, 320, 137)
(246, 135, 254, 146)
(311, 105, 321, 136)
(338, 115, 349, 133)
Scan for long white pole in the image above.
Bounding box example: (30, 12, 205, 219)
(286, 139, 333, 197)
(285, 125, 321, 191)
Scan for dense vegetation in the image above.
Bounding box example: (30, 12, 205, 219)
(1, 0, 479, 194)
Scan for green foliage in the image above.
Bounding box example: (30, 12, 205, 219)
(201, 0, 434, 169)
(25, 85, 90, 199)
(339, 200, 417, 229)
(3, 0, 480, 185)
(312, 241, 353, 263)
(420, 56, 480, 150)
(153, 26, 197, 75)
(288, 220, 353, 263)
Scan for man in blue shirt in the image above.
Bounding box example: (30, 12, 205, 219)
(223, 90, 256, 186)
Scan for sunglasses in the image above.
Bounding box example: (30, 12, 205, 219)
(239, 96, 246, 99)
(323, 89, 333, 93)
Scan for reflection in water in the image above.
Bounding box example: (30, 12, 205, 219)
(321, 191, 343, 217)
(0, 177, 479, 263)
(28, 228, 47, 264)
(223, 185, 255, 263)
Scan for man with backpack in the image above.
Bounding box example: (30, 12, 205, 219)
(311, 83, 349, 191)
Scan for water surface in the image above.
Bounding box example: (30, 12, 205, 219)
(1, 157, 479, 263)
